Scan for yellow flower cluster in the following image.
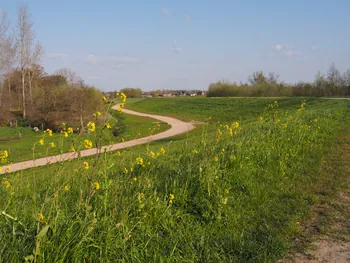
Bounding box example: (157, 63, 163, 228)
(103, 96, 107, 102)
(0, 150, 9, 163)
(136, 157, 144, 166)
(160, 147, 166, 155)
(39, 139, 44, 146)
(120, 92, 127, 103)
(87, 122, 96, 132)
(83, 161, 89, 169)
(169, 193, 175, 205)
(105, 123, 112, 129)
(84, 139, 93, 149)
(49, 142, 56, 148)
(149, 151, 156, 159)
(44, 129, 53, 136)
(93, 111, 101, 118)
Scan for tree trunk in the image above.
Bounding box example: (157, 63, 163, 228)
(8, 72, 11, 111)
(22, 69, 26, 119)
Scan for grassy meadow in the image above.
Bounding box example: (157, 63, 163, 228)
(0, 97, 350, 262)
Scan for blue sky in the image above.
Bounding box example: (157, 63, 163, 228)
(1, 0, 350, 91)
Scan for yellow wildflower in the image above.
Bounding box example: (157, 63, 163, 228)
(160, 147, 166, 155)
(169, 193, 174, 200)
(259, 116, 263, 121)
(67, 127, 73, 134)
(62, 122, 66, 127)
(193, 149, 199, 154)
(229, 128, 233, 136)
(116, 151, 121, 156)
(233, 122, 239, 128)
(83, 161, 89, 170)
(63, 132, 68, 138)
(103, 96, 107, 102)
(87, 122, 96, 132)
(136, 157, 144, 166)
(93, 182, 100, 190)
(84, 139, 93, 149)
(38, 212, 46, 224)
(121, 138, 125, 142)
(2, 179, 11, 189)
(49, 142, 56, 148)
(44, 129, 53, 136)
(105, 123, 112, 129)
(71, 146, 76, 152)
(64, 185, 69, 191)
(123, 167, 129, 174)
(39, 139, 44, 146)
(130, 167, 134, 173)
(214, 155, 219, 162)
(149, 151, 156, 159)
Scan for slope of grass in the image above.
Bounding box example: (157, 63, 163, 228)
(0, 110, 170, 163)
(0, 98, 349, 262)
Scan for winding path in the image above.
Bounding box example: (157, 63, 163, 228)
(0, 105, 195, 175)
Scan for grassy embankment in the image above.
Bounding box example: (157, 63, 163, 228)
(0, 97, 349, 262)
(0, 106, 170, 163)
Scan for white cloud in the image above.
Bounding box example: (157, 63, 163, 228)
(173, 47, 183, 54)
(185, 14, 191, 22)
(285, 50, 301, 57)
(47, 53, 68, 60)
(273, 44, 283, 51)
(113, 64, 125, 69)
(161, 8, 171, 15)
(85, 55, 139, 66)
(272, 44, 301, 57)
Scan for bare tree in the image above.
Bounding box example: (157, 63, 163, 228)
(2, 36, 17, 110)
(55, 68, 80, 87)
(16, 4, 35, 119)
(0, 10, 9, 106)
(27, 41, 43, 104)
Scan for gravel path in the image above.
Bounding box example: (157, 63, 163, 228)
(0, 104, 195, 175)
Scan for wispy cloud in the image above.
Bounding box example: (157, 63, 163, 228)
(272, 44, 301, 57)
(161, 8, 171, 15)
(47, 53, 68, 60)
(85, 55, 140, 66)
(272, 44, 283, 51)
(173, 47, 183, 54)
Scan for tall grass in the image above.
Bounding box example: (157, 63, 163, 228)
(0, 99, 349, 262)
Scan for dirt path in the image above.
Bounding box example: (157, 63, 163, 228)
(0, 104, 195, 175)
(285, 129, 350, 263)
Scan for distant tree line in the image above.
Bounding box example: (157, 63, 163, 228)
(0, 5, 103, 129)
(207, 64, 350, 97)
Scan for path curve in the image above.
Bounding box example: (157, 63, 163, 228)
(0, 105, 195, 175)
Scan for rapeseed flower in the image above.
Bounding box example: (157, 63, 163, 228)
(93, 182, 100, 190)
(63, 132, 68, 138)
(67, 127, 73, 134)
(160, 147, 166, 155)
(84, 139, 93, 149)
(105, 123, 112, 129)
(87, 122, 96, 132)
(83, 161, 89, 170)
(149, 151, 156, 159)
(44, 129, 53, 136)
(64, 185, 69, 191)
(49, 142, 56, 148)
(136, 157, 144, 166)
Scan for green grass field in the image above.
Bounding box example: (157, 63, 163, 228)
(0, 97, 349, 262)
(0, 110, 170, 163)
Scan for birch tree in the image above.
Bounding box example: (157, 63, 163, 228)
(16, 4, 34, 119)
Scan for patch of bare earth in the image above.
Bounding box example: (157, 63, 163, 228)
(283, 129, 350, 263)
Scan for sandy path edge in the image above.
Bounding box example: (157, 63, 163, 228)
(0, 104, 195, 175)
